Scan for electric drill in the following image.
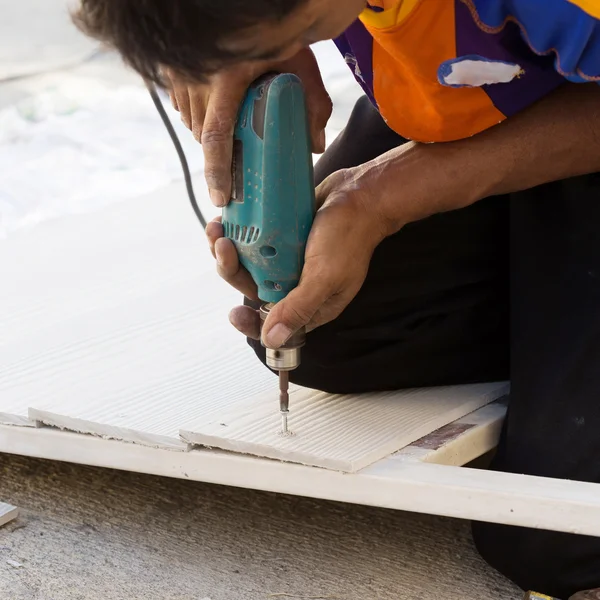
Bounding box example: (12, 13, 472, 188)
(222, 73, 316, 434)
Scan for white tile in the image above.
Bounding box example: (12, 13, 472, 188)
(181, 382, 509, 472)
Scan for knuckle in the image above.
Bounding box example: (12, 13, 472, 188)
(202, 166, 226, 187)
(283, 303, 313, 327)
(201, 126, 232, 146)
(192, 125, 203, 142)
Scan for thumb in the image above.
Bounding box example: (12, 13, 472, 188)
(261, 277, 330, 348)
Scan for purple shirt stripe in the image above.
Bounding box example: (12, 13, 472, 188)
(334, 19, 378, 107)
(454, 0, 565, 117)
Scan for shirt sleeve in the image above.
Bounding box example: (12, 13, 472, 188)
(467, 0, 600, 83)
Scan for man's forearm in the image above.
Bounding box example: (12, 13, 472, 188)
(361, 83, 600, 235)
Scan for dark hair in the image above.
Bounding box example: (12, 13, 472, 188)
(72, 0, 307, 84)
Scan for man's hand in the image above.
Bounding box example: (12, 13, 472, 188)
(206, 168, 387, 348)
(164, 48, 332, 207)
(208, 83, 600, 347)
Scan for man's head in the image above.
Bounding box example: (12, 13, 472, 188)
(73, 0, 367, 84)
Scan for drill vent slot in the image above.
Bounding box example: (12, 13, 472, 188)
(222, 220, 260, 244)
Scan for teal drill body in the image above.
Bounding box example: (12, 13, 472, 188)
(222, 73, 316, 304)
(222, 73, 316, 434)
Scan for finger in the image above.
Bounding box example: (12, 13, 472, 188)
(229, 305, 261, 340)
(214, 237, 258, 300)
(164, 77, 179, 111)
(205, 216, 223, 258)
(169, 90, 179, 111)
(174, 87, 192, 130)
(284, 48, 332, 153)
(160, 69, 179, 111)
(190, 90, 208, 142)
(201, 74, 249, 207)
(261, 273, 332, 348)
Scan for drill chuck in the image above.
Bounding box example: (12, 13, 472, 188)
(259, 303, 305, 372)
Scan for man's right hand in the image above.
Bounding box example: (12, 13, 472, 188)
(164, 48, 332, 207)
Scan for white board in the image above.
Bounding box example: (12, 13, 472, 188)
(5, 423, 600, 538)
(0, 182, 273, 447)
(0, 502, 19, 527)
(181, 382, 509, 472)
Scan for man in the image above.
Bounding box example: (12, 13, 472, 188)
(73, 1, 600, 597)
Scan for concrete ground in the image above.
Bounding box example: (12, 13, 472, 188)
(0, 453, 520, 600)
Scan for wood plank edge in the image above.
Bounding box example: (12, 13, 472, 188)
(0, 413, 37, 428)
(0, 503, 19, 528)
(397, 400, 508, 466)
(2, 423, 599, 537)
(29, 408, 189, 452)
(179, 430, 350, 472)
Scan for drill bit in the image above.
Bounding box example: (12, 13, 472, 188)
(278, 370, 290, 434)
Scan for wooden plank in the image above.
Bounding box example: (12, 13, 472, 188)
(0, 182, 273, 447)
(180, 382, 509, 472)
(0, 412, 36, 428)
(0, 502, 19, 527)
(396, 398, 508, 466)
(2, 423, 600, 537)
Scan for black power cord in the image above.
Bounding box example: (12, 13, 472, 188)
(145, 81, 207, 230)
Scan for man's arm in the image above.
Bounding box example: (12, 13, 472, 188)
(365, 83, 600, 237)
(217, 82, 600, 346)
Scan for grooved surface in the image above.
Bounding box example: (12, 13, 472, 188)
(181, 382, 509, 472)
(0, 182, 275, 447)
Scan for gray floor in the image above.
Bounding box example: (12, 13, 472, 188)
(0, 454, 520, 600)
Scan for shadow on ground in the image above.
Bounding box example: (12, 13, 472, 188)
(0, 454, 519, 600)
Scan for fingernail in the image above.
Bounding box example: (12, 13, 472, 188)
(209, 189, 227, 207)
(266, 324, 292, 348)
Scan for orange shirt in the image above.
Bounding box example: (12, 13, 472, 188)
(334, 0, 600, 142)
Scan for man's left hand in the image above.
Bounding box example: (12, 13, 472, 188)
(206, 167, 387, 348)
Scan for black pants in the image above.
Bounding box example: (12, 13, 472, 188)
(247, 96, 600, 598)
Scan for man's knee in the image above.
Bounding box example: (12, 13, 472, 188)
(473, 521, 600, 598)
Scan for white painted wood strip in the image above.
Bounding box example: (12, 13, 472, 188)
(0, 182, 275, 447)
(396, 398, 508, 466)
(180, 382, 509, 472)
(3, 423, 600, 537)
(0, 502, 19, 527)
(0, 412, 36, 428)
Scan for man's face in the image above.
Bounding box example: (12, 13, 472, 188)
(222, 0, 368, 62)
